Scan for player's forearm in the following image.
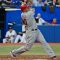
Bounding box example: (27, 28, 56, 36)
(10, 35, 16, 38)
(22, 19, 27, 25)
(5, 37, 10, 39)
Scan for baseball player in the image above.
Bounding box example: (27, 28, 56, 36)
(14, 32, 22, 43)
(10, 5, 56, 60)
(35, 13, 48, 25)
(14, 25, 26, 43)
(14, 31, 26, 43)
(3, 27, 17, 43)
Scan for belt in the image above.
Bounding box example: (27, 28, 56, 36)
(32, 29, 37, 31)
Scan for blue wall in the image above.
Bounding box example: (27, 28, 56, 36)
(5, 10, 22, 32)
(3, 6, 60, 43)
(38, 26, 60, 42)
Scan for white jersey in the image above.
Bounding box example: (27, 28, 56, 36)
(21, 10, 37, 30)
(5, 30, 17, 38)
(39, 18, 46, 25)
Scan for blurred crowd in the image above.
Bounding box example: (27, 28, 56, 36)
(20, 0, 60, 7)
(0, 0, 60, 7)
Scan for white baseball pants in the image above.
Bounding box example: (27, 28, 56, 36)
(11, 29, 55, 57)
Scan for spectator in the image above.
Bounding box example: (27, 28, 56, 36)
(47, 0, 51, 2)
(47, 0, 59, 13)
(21, 0, 27, 4)
(28, 0, 33, 6)
(21, 0, 44, 6)
(35, 13, 48, 25)
(32, 0, 46, 6)
(3, 26, 17, 43)
(35, 13, 40, 23)
(35, 0, 43, 6)
(0, 0, 11, 6)
(32, 0, 38, 6)
(48, 0, 59, 6)
(41, 0, 47, 11)
(52, 18, 57, 24)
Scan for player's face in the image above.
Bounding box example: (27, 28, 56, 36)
(23, 8, 30, 12)
(24, 8, 28, 12)
(9, 29, 13, 33)
(53, 19, 56, 23)
(37, 14, 40, 18)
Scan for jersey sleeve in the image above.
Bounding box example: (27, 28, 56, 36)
(12, 30, 17, 36)
(5, 31, 9, 37)
(40, 18, 46, 23)
(21, 13, 26, 20)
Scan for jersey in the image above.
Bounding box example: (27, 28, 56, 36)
(39, 18, 46, 25)
(21, 10, 37, 30)
(5, 30, 17, 38)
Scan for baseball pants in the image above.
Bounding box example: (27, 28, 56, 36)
(11, 29, 55, 57)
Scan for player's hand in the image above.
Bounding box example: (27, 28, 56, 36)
(30, 8, 35, 12)
(6, 37, 10, 39)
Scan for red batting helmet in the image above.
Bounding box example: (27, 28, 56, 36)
(20, 5, 27, 11)
(20, 5, 29, 11)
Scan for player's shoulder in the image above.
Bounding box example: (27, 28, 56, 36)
(6, 31, 10, 34)
(21, 13, 25, 17)
(21, 12, 27, 16)
(12, 30, 16, 32)
(21, 13, 24, 16)
(28, 10, 34, 15)
(21, 12, 27, 19)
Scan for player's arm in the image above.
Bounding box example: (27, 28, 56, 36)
(18, 31, 26, 36)
(21, 14, 28, 32)
(22, 19, 27, 25)
(11, 31, 17, 37)
(21, 14, 27, 26)
(5, 32, 10, 39)
(22, 19, 27, 33)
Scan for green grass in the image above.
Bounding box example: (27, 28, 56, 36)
(0, 44, 60, 55)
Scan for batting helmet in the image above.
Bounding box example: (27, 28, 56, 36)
(20, 5, 29, 11)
